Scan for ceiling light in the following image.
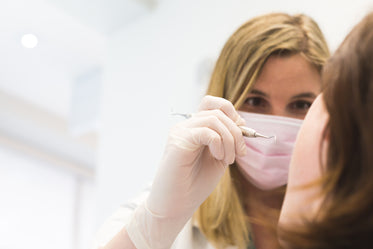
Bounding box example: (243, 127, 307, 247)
(21, 34, 38, 48)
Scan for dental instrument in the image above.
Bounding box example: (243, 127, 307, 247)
(171, 113, 275, 139)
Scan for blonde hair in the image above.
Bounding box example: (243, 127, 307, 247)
(194, 13, 330, 249)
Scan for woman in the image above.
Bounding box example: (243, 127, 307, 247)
(95, 12, 330, 249)
(279, 11, 373, 249)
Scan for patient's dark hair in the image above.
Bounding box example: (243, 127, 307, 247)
(278, 11, 373, 249)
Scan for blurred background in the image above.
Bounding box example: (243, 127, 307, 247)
(0, 0, 372, 248)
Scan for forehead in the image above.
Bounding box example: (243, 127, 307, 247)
(253, 54, 321, 95)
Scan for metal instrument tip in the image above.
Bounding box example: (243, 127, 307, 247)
(255, 132, 276, 140)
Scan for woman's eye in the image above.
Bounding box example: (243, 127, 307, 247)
(245, 97, 267, 107)
(240, 97, 270, 113)
(288, 100, 313, 113)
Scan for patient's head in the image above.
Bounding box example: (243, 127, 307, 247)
(279, 11, 373, 249)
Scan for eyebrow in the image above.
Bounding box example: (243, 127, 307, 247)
(290, 92, 317, 100)
(249, 89, 268, 97)
(249, 89, 317, 100)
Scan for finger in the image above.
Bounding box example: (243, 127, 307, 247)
(194, 110, 246, 157)
(198, 95, 245, 126)
(190, 127, 224, 161)
(187, 115, 235, 165)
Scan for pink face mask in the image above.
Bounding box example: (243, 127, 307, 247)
(235, 111, 303, 190)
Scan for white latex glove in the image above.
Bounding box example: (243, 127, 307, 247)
(126, 95, 247, 249)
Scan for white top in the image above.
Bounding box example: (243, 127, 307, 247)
(92, 185, 238, 249)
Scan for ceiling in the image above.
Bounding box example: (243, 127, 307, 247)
(0, 0, 155, 118)
(47, 0, 156, 35)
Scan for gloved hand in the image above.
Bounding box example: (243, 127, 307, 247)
(126, 95, 247, 249)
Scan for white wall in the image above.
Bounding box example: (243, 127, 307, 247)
(0, 144, 96, 249)
(96, 0, 373, 228)
(0, 90, 97, 249)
